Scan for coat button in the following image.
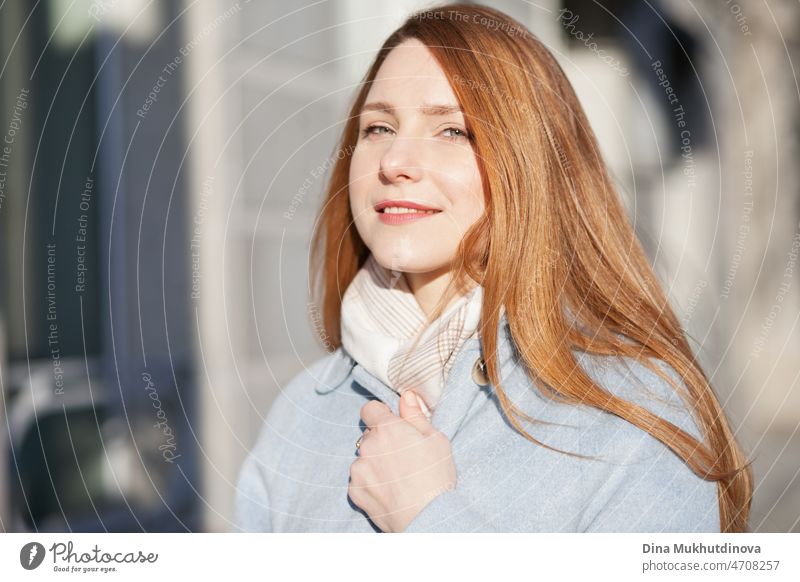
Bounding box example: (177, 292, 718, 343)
(472, 357, 490, 386)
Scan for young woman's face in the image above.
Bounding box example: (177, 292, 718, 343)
(349, 38, 486, 277)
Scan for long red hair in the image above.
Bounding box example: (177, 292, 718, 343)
(309, 3, 752, 532)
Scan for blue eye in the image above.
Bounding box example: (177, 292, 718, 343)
(361, 124, 393, 138)
(359, 124, 472, 141)
(442, 127, 471, 140)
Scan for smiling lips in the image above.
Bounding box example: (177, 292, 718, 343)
(374, 199, 442, 225)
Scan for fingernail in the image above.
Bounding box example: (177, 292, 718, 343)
(417, 395, 430, 418)
(403, 391, 417, 406)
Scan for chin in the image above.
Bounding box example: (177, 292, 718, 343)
(370, 248, 450, 275)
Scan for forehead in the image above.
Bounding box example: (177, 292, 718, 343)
(366, 39, 458, 105)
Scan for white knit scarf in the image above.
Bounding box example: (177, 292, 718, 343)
(340, 253, 484, 419)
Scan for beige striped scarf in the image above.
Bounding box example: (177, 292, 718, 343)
(340, 253, 483, 419)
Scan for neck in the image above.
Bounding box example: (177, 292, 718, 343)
(404, 267, 466, 318)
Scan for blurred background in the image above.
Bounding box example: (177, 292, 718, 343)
(0, 0, 797, 533)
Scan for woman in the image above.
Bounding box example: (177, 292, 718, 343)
(234, 3, 752, 533)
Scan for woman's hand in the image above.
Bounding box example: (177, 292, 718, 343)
(348, 390, 457, 533)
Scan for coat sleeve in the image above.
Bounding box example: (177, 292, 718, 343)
(577, 356, 722, 532)
(232, 351, 350, 532)
(233, 449, 273, 532)
(578, 422, 721, 532)
(403, 486, 502, 532)
(232, 383, 295, 533)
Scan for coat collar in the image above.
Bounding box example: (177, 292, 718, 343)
(336, 312, 520, 441)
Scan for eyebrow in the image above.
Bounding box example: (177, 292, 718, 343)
(360, 101, 463, 116)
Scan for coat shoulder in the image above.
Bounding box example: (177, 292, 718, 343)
(571, 349, 704, 440)
(259, 348, 353, 443)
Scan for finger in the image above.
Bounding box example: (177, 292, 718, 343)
(349, 457, 375, 485)
(356, 428, 375, 456)
(348, 459, 379, 510)
(399, 390, 436, 436)
(360, 399, 396, 429)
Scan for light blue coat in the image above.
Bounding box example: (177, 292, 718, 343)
(233, 314, 720, 532)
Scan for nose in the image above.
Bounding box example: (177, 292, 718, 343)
(379, 135, 423, 183)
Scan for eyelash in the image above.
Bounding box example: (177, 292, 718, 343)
(360, 124, 472, 142)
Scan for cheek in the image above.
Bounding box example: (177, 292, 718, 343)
(443, 159, 485, 225)
(348, 153, 371, 212)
